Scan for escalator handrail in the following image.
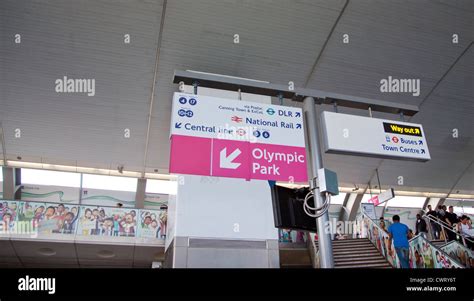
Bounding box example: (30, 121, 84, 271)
(422, 212, 474, 245)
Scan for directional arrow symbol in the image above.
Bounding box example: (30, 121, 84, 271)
(295, 112, 301, 117)
(418, 140, 423, 145)
(296, 123, 302, 129)
(220, 148, 241, 169)
(175, 122, 182, 129)
(421, 149, 425, 154)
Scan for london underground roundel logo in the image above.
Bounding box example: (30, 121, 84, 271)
(253, 130, 261, 138)
(266, 108, 275, 115)
(236, 128, 246, 136)
(262, 131, 270, 138)
(392, 136, 399, 143)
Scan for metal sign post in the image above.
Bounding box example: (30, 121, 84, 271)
(303, 96, 334, 268)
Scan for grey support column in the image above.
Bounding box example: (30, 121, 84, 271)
(2, 167, 15, 200)
(339, 193, 355, 221)
(135, 178, 147, 209)
(345, 193, 365, 221)
(303, 97, 334, 268)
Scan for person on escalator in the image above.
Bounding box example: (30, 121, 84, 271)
(387, 215, 410, 268)
(445, 206, 459, 241)
(459, 215, 474, 249)
(426, 205, 440, 239)
(415, 214, 428, 238)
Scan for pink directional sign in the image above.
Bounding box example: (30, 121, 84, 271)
(169, 93, 307, 182)
(170, 135, 308, 182)
(368, 195, 380, 206)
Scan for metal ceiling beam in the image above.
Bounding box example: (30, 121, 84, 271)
(142, 0, 168, 176)
(0, 122, 8, 166)
(173, 70, 419, 116)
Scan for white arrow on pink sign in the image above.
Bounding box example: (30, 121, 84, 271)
(219, 148, 241, 169)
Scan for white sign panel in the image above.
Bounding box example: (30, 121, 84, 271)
(321, 111, 430, 161)
(170, 92, 305, 147)
(361, 202, 377, 219)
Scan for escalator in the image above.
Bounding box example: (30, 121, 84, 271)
(422, 214, 474, 268)
(279, 210, 474, 268)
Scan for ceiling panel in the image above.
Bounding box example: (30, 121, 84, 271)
(0, 0, 163, 169)
(307, 0, 473, 105)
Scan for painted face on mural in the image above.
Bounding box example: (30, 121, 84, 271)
(103, 219, 113, 229)
(64, 212, 74, 222)
(35, 207, 44, 215)
(2, 213, 12, 223)
(125, 214, 133, 224)
(45, 207, 55, 218)
(144, 216, 152, 225)
(92, 209, 99, 218)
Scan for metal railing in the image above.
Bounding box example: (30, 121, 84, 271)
(422, 212, 474, 249)
(357, 210, 400, 268)
(306, 231, 320, 268)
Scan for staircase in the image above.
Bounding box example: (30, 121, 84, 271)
(332, 238, 392, 268)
